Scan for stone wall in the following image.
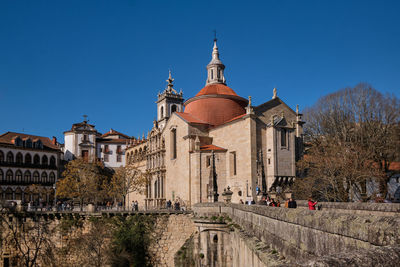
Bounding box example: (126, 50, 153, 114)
(193, 203, 400, 265)
(150, 213, 197, 266)
(0, 211, 197, 267)
(296, 200, 400, 216)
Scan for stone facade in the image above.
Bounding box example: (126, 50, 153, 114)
(126, 40, 304, 210)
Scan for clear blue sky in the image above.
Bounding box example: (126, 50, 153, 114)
(1, 0, 399, 142)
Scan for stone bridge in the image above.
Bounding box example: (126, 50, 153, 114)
(192, 202, 400, 266)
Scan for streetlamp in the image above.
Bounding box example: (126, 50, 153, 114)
(53, 183, 57, 211)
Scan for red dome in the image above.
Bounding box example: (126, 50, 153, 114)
(184, 84, 248, 126)
(195, 83, 238, 97)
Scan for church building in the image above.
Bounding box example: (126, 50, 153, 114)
(126, 39, 304, 209)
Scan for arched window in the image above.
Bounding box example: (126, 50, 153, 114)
(171, 104, 177, 113)
(25, 153, 32, 164)
(15, 188, 22, 200)
(0, 169, 3, 182)
(24, 171, 32, 183)
(0, 151, 4, 163)
(6, 170, 13, 182)
(49, 172, 55, 183)
(42, 155, 48, 166)
(32, 171, 39, 183)
(6, 152, 13, 163)
(16, 153, 23, 164)
(50, 156, 56, 167)
(41, 172, 48, 183)
(160, 106, 164, 118)
(5, 188, 12, 200)
(33, 154, 40, 165)
(15, 170, 22, 183)
(171, 128, 177, 159)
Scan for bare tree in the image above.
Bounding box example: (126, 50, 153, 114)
(296, 83, 400, 201)
(108, 166, 148, 209)
(0, 204, 56, 267)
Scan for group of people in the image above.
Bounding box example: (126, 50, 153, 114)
(239, 196, 298, 208)
(166, 199, 182, 211)
(131, 200, 139, 211)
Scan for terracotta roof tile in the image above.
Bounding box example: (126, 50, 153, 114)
(196, 84, 238, 97)
(0, 132, 60, 150)
(101, 129, 130, 139)
(176, 112, 210, 125)
(389, 162, 400, 172)
(200, 144, 227, 151)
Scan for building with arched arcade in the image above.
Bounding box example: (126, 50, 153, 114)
(0, 132, 62, 204)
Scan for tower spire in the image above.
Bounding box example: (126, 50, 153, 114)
(165, 70, 177, 94)
(206, 35, 226, 86)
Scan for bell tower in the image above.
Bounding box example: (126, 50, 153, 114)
(156, 71, 184, 129)
(206, 38, 226, 85)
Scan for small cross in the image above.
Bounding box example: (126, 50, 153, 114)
(213, 30, 217, 41)
(83, 115, 88, 122)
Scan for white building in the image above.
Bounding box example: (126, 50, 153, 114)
(63, 119, 131, 168)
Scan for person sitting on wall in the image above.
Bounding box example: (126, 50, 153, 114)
(308, 197, 318, 210)
(239, 199, 244, 204)
(284, 199, 289, 208)
(288, 198, 297, 208)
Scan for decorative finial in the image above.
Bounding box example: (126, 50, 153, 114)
(213, 29, 217, 42)
(83, 114, 88, 123)
(166, 70, 177, 94)
(272, 88, 277, 99)
(296, 104, 299, 114)
(281, 111, 285, 118)
(246, 96, 254, 115)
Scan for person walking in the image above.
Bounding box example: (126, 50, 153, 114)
(308, 197, 317, 210)
(134, 200, 138, 211)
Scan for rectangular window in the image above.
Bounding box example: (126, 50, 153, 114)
(171, 129, 177, 159)
(117, 145, 122, 154)
(230, 152, 237, 176)
(104, 154, 109, 162)
(206, 156, 211, 167)
(268, 158, 271, 165)
(281, 129, 287, 147)
(117, 154, 122, 162)
(104, 145, 109, 153)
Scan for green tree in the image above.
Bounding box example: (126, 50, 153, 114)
(57, 158, 112, 209)
(110, 215, 154, 267)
